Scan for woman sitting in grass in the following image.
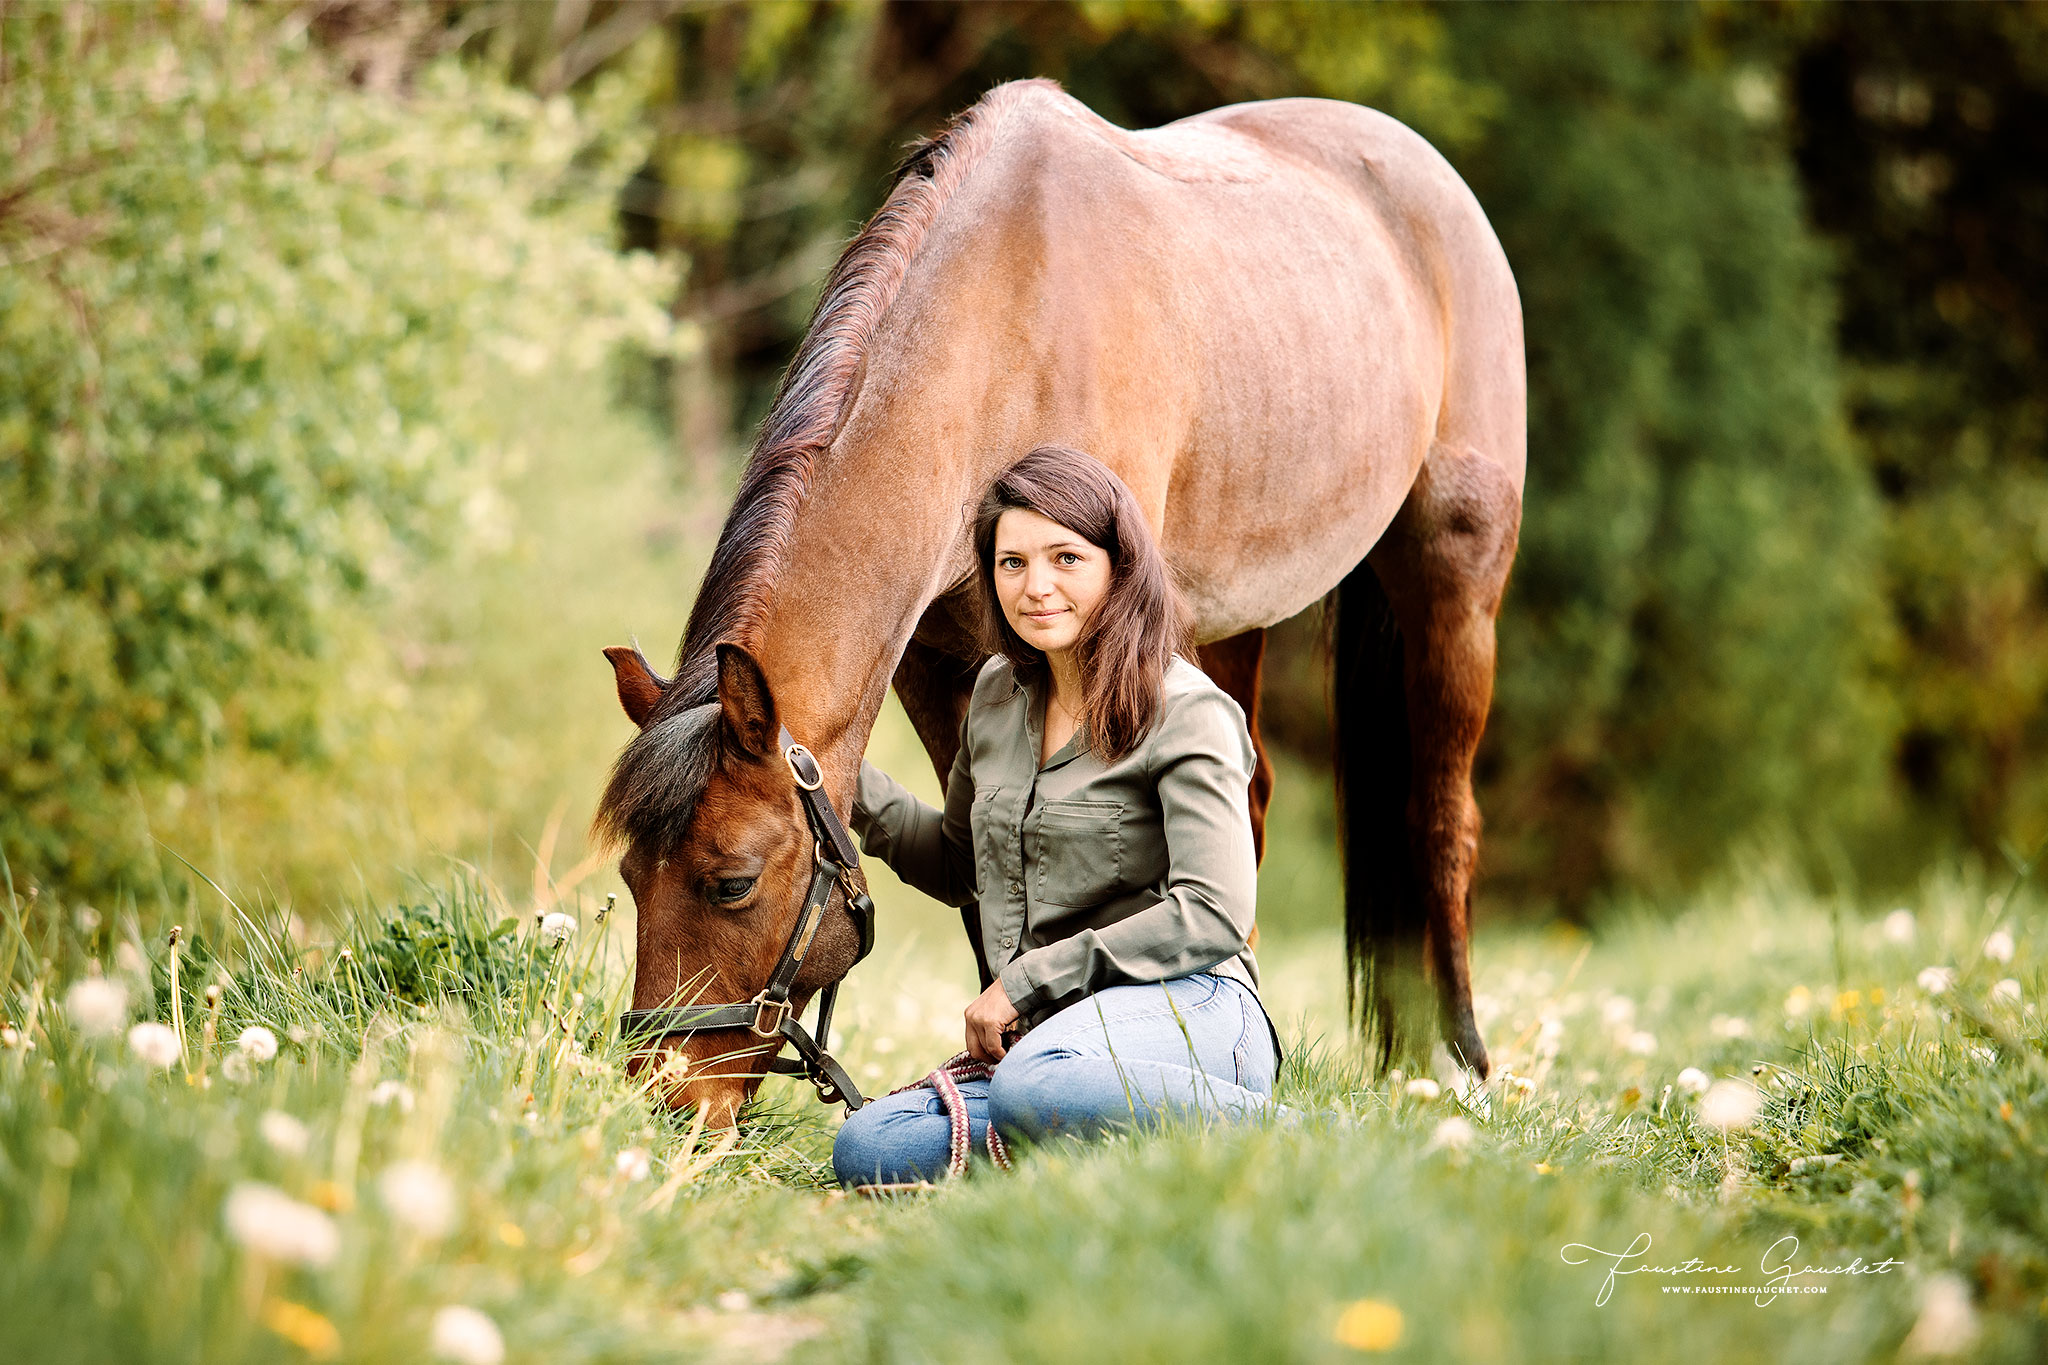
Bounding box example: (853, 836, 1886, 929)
(835, 444, 1281, 1187)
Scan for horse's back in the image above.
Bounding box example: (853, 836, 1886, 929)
(957, 86, 1524, 628)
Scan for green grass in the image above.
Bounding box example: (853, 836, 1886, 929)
(3, 849, 2045, 1363)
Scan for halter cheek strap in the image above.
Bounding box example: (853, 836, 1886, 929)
(616, 725, 877, 1111)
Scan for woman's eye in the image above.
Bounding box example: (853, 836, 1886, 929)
(1057, 552, 1079, 566)
(998, 556, 1023, 571)
(710, 877, 756, 904)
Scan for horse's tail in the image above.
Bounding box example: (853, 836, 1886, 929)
(1329, 558, 1431, 1074)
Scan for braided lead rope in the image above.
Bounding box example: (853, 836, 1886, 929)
(887, 1052, 1011, 1179)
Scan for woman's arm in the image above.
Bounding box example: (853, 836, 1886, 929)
(850, 716, 977, 908)
(997, 689, 1257, 1019)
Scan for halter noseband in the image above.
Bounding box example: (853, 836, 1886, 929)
(616, 724, 876, 1111)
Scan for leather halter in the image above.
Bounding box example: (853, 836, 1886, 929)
(616, 725, 875, 1111)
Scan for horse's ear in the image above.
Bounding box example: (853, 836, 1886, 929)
(715, 643, 779, 758)
(604, 645, 667, 729)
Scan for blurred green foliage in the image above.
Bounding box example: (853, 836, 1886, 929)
(8, 1, 2048, 911)
(0, 4, 673, 896)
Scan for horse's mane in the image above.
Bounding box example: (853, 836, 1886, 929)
(594, 79, 1049, 852)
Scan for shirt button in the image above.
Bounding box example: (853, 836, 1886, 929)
(1001, 936, 1015, 950)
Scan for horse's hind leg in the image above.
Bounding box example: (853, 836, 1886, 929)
(1195, 628, 1276, 865)
(1362, 442, 1520, 1079)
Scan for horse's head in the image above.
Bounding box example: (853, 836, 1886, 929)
(596, 641, 866, 1125)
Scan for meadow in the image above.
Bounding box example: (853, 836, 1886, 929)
(4, 780, 2045, 1364)
(5, 351, 2045, 1365)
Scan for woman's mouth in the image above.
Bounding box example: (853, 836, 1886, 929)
(1022, 608, 1065, 621)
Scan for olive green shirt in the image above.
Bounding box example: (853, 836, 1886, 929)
(853, 654, 1270, 1035)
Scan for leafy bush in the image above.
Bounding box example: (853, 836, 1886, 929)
(0, 5, 673, 896)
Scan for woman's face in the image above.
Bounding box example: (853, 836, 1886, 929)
(992, 508, 1112, 659)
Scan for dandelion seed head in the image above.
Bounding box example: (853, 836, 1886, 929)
(1991, 978, 2022, 1007)
(1403, 1077, 1440, 1102)
(379, 1160, 457, 1238)
(1883, 908, 1917, 944)
(224, 1182, 339, 1267)
(1983, 929, 2014, 964)
(64, 978, 130, 1039)
(1698, 1079, 1761, 1131)
(614, 1147, 652, 1182)
(1601, 996, 1635, 1029)
(367, 1079, 416, 1112)
(1899, 1272, 1979, 1358)
(1675, 1067, 1710, 1096)
(1426, 1116, 1476, 1152)
(260, 1110, 310, 1157)
(127, 1022, 181, 1068)
(221, 1051, 255, 1084)
(237, 1026, 280, 1062)
(1917, 966, 1955, 996)
(539, 912, 576, 946)
(430, 1306, 505, 1365)
(1624, 1030, 1658, 1056)
(1709, 1014, 1750, 1039)
(114, 941, 148, 978)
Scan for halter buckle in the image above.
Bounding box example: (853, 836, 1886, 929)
(750, 992, 791, 1038)
(784, 743, 824, 791)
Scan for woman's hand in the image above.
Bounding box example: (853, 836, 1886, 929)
(964, 979, 1021, 1062)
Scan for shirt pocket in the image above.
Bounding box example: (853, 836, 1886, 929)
(969, 786, 1005, 896)
(1032, 799, 1124, 908)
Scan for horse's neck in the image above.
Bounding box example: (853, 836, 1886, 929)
(746, 443, 972, 776)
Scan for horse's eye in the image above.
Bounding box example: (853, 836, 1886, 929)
(710, 876, 756, 905)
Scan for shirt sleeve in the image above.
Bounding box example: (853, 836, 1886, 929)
(850, 713, 978, 908)
(998, 688, 1258, 1018)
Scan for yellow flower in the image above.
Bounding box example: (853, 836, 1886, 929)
(262, 1299, 340, 1360)
(1333, 1298, 1404, 1352)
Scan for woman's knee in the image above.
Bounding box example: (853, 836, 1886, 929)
(987, 1046, 1067, 1140)
(830, 1093, 939, 1186)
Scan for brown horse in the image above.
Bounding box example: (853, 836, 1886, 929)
(596, 80, 1524, 1123)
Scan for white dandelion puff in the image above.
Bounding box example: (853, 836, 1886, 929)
(1403, 1077, 1441, 1102)
(236, 1026, 279, 1062)
(1982, 930, 2015, 964)
(64, 978, 130, 1039)
(368, 1080, 416, 1112)
(126, 1022, 181, 1068)
(1675, 1067, 1710, 1097)
(260, 1110, 310, 1157)
(1917, 966, 1955, 995)
(1601, 996, 1636, 1029)
(614, 1147, 652, 1182)
(1899, 1272, 1979, 1359)
(1883, 908, 1917, 944)
(1991, 978, 2021, 1008)
(538, 912, 576, 946)
(1426, 1116, 1476, 1153)
(1624, 1030, 1658, 1056)
(223, 1182, 339, 1267)
(430, 1306, 505, 1365)
(379, 1160, 457, 1238)
(221, 1051, 255, 1085)
(1698, 1079, 1761, 1131)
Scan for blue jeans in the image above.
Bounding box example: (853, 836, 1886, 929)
(831, 972, 1277, 1187)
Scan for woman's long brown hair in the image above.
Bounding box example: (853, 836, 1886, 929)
(973, 445, 1194, 762)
